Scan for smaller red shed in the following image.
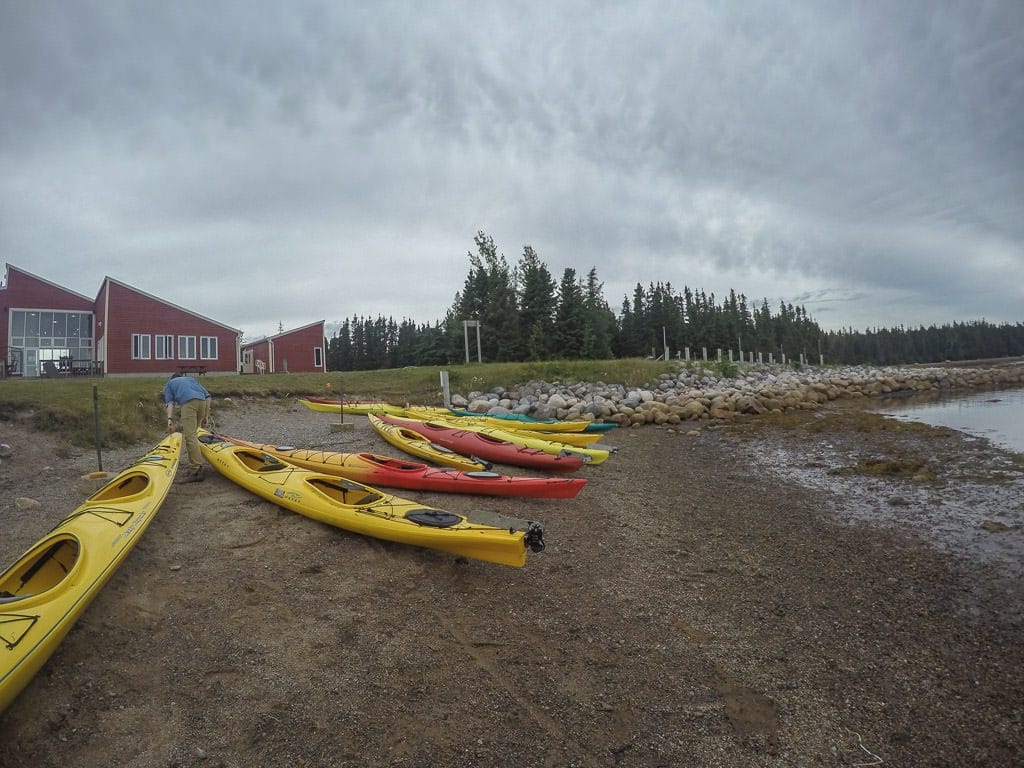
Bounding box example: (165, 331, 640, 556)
(241, 320, 325, 374)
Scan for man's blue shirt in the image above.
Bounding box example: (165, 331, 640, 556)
(163, 376, 210, 405)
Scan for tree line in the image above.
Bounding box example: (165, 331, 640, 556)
(325, 232, 1024, 371)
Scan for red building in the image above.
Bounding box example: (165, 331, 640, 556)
(241, 320, 326, 375)
(1, 264, 241, 378)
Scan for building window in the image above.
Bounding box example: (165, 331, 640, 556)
(7, 309, 94, 372)
(178, 335, 196, 360)
(131, 334, 152, 360)
(314, 346, 323, 368)
(200, 336, 218, 360)
(155, 334, 175, 360)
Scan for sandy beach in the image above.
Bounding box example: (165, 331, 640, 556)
(1, 395, 1022, 767)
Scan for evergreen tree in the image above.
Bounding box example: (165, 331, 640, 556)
(516, 245, 557, 360)
(613, 296, 636, 357)
(553, 268, 586, 358)
(394, 319, 418, 367)
(349, 315, 366, 370)
(581, 267, 615, 359)
(331, 321, 353, 371)
(754, 299, 774, 352)
(412, 321, 448, 366)
(450, 232, 520, 362)
(623, 283, 649, 355)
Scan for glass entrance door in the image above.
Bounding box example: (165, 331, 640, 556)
(24, 348, 38, 378)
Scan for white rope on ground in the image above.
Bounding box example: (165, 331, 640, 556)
(847, 728, 883, 766)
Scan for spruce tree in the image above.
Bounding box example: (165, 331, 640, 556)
(553, 268, 586, 358)
(516, 246, 557, 360)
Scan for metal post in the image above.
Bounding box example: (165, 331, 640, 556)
(440, 370, 451, 408)
(463, 320, 481, 364)
(329, 377, 354, 432)
(92, 385, 103, 471)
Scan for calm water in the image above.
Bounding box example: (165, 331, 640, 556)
(876, 386, 1024, 453)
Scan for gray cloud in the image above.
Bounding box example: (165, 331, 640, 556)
(1, 0, 1021, 340)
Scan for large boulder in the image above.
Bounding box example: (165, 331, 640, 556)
(678, 400, 707, 420)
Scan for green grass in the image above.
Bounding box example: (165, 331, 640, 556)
(0, 359, 676, 447)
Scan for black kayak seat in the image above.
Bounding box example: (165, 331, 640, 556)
(405, 509, 462, 528)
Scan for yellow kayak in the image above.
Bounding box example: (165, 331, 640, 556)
(396, 409, 607, 447)
(367, 415, 492, 471)
(0, 433, 181, 714)
(379, 414, 614, 466)
(197, 433, 544, 568)
(297, 398, 406, 416)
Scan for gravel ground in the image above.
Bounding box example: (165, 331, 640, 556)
(1, 396, 1022, 767)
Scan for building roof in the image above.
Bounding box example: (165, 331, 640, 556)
(3, 263, 95, 303)
(241, 320, 324, 349)
(101, 276, 242, 334)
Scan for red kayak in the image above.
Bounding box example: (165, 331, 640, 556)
(216, 434, 588, 498)
(376, 415, 586, 473)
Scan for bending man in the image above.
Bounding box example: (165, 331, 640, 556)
(163, 373, 212, 482)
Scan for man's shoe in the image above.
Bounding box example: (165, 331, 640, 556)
(179, 466, 205, 483)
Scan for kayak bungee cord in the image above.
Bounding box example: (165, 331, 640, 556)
(1, 613, 40, 649)
(50, 507, 135, 530)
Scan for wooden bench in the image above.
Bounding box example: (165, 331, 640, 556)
(177, 364, 208, 376)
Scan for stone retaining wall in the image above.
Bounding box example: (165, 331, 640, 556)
(451, 364, 1024, 427)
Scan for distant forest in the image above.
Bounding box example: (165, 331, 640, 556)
(325, 232, 1024, 371)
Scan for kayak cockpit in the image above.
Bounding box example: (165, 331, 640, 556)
(89, 472, 152, 502)
(232, 449, 289, 473)
(361, 454, 422, 471)
(0, 535, 80, 602)
(305, 477, 384, 507)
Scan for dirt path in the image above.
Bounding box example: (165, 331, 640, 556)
(1, 400, 1022, 767)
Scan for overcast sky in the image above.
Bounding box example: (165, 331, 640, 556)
(2, 1, 1021, 341)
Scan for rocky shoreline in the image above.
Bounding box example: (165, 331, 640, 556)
(453, 363, 1024, 426)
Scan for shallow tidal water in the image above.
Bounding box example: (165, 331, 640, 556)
(737, 402, 1024, 589)
(874, 386, 1024, 454)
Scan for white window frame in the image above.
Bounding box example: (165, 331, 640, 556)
(314, 346, 323, 368)
(200, 336, 218, 360)
(177, 335, 197, 360)
(131, 334, 152, 360)
(155, 334, 175, 360)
